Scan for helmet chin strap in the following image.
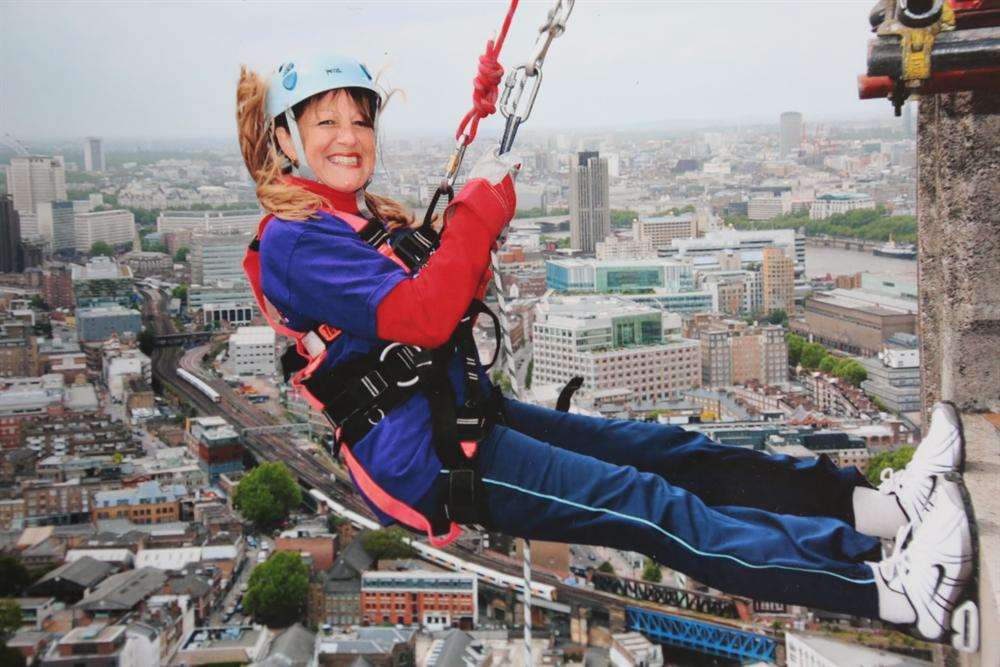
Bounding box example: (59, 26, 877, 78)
(284, 108, 316, 181)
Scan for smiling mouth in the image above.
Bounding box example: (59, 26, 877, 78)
(328, 155, 360, 167)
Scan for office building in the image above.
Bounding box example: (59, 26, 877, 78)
(72, 257, 134, 308)
(665, 228, 805, 272)
(748, 191, 793, 220)
(546, 257, 693, 293)
(779, 111, 803, 157)
(191, 229, 253, 286)
(595, 235, 655, 260)
(810, 192, 876, 220)
(73, 210, 136, 252)
(860, 333, 922, 412)
(361, 571, 477, 629)
(784, 631, 931, 667)
(634, 213, 696, 246)
(92, 480, 186, 525)
(8, 156, 67, 214)
(186, 416, 244, 482)
(36, 201, 75, 253)
(75, 306, 142, 343)
(569, 151, 609, 253)
(532, 296, 701, 403)
(82, 137, 105, 173)
(228, 326, 275, 376)
(762, 247, 795, 314)
(800, 288, 917, 355)
(156, 209, 261, 236)
(0, 196, 21, 273)
(693, 319, 787, 387)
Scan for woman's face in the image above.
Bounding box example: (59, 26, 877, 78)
(282, 89, 376, 192)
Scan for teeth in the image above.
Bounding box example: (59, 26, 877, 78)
(329, 156, 358, 166)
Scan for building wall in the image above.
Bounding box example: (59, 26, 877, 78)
(761, 247, 794, 314)
(802, 299, 915, 356)
(73, 211, 136, 252)
(9, 156, 66, 214)
(569, 152, 609, 254)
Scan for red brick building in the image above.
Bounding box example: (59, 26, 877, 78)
(360, 571, 476, 630)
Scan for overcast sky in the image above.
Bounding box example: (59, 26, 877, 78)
(2, 0, 884, 142)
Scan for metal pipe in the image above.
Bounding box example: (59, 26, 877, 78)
(858, 67, 1000, 98)
(868, 27, 1000, 76)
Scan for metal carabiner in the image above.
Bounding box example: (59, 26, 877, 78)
(526, 0, 575, 76)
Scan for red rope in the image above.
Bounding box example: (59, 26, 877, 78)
(455, 0, 519, 146)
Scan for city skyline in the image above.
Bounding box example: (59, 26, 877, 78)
(3, 1, 886, 141)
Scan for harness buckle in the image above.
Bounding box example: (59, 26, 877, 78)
(316, 323, 340, 343)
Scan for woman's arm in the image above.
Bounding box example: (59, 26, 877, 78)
(376, 175, 516, 348)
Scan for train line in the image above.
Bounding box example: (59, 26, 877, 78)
(144, 290, 767, 635)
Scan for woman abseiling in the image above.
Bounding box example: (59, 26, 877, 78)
(235, 55, 978, 650)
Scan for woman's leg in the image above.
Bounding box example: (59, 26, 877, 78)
(470, 423, 883, 618)
(502, 398, 869, 525)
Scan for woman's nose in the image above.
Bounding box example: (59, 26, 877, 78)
(335, 124, 359, 145)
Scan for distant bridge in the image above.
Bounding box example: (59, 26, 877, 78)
(591, 572, 743, 619)
(804, 235, 883, 252)
(627, 606, 778, 664)
(153, 331, 218, 347)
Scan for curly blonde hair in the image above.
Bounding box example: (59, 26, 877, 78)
(236, 65, 416, 230)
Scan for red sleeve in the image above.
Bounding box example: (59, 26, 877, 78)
(376, 176, 516, 348)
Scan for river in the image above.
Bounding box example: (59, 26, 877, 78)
(805, 245, 917, 280)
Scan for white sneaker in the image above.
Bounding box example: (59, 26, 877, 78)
(879, 402, 964, 524)
(875, 477, 979, 652)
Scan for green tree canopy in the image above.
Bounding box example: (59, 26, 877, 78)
(866, 447, 915, 486)
(641, 559, 662, 583)
(800, 342, 827, 370)
(786, 334, 805, 367)
(0, 599, 21, 641)
(243, 551, 309, 628)
(597, 560, 615, 575)
(835, 359, 868, 387)
(0, 557, 30, 597)
(173, 247, 189, 263)
(171, 284, 187, 301)
(361, 527, 415, 562)
(818, 355, 838, 374)
(766, 309, 788, 326)
(89, 241, 113, 258)
(232, 462, 302, 530)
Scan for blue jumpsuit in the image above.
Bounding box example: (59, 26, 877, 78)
(259, 207, 882, 620)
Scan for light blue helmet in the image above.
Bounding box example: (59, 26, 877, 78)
(265, 55, 382, 182)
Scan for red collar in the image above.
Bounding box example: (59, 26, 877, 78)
(283, 175, 360, 214)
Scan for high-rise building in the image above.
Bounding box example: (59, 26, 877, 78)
(779, 111, 803, 157)
(569, 151, 609, 254)
(695, 320, 788, 387)
(532, 296, 701, 404)
(190, 229, 254, 286)
(634, 213, 697, 246)
(156, 209, 261, 236)
(8, 156, 67, 214)
(761, 247, 795, 315)
(0, 196, 22, 273)
(73, 210, 136, 253)
(83, 137, 105, 172)
(36, 201, 75, 253)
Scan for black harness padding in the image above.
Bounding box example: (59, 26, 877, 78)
(556, 376, 585, 413)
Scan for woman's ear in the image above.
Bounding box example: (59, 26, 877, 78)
(274, 126, 297, 165)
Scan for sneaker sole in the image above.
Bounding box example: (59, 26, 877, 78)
(940, 401, 966, 476)
(946, 471, 979, 654)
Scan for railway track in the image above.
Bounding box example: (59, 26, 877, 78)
(144, 290, 766, 634)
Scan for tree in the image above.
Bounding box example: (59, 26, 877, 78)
(137, 328, 155, 356)
(325, 514, 346, 533)
(0, 599, 20, 641)
(786, 334, 805, 367)
(641, 559, 662, 583)
(243, 551, 309, 628)
(173, 247, 189, 263)
(89, 241, 113, 257)
(525, 360, 533, 390)
(171, 284, 188, 301)
(818, 355, 838, 374)
(0, 557, 30, 597)
(866, 447, 916, 486)
(0, 645, 25, 667)
(28, 294, 47, 310)
(835, 359, 868, 387)
(597, 560, 615, 575)
(800, 342, 827, 370)
(766, 309, 788, 326)
(361, 527, 415, 562)
(232, 462, 302, 530)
